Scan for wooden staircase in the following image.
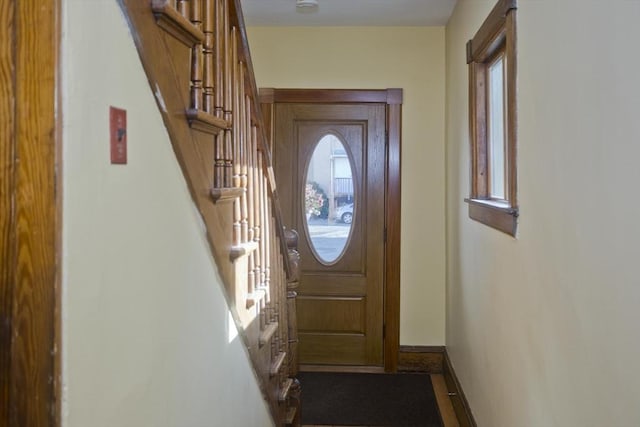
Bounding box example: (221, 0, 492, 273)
(117, 1, 300, 425)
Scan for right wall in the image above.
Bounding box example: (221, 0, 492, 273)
(446, 1, 640, 425)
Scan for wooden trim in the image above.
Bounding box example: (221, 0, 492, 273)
(431, 374, 461, 427)
(385, 100, 402, 372)
(210, 186, 243, 203)
(185, 108, 229, 134)
(505, 10, 518, 208)
(268, 88, 396, 104)
(1, 3, 16, 421)
(467, 0, 517, 63)
(151, 0, 205, 46)
(54, 0, 64, 423)
(468, 61, 486, 198)
(443, 351, 477, 427)
(398, 346, 445, 374)
(299, 364, 385, 374)
(466, 199, 518, 236)
(1, 0, 61, 425)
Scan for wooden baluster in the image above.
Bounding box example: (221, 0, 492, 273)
(214, 134, 224, 187)
(273, 230, 282, 359)
(231, 27, 241, 246)
(177, 0, 190, 18)
(214, 0, 224, 118)
(260, 154, 269, 329)
(190, 0, 203, 111)
(223, 3, 233, 186)
(213, 137, 226, 188)
(213, 1, 224, 187)
(262, 162, 271, 305)
(202, 0, 214, 113)
(223, 14, 232, 118)
(267, 224, 276, 347)
(239, 67, 248, 244)
(280, 245, 288, 361)
(252, 125, 262, 303)
(245, 114, 256, 305)
(191, 0, 201, 35)
(256, 150, 264, 289)
(276, 222, 286, 358)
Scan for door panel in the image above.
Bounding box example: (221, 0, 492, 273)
(274, 103, 386, 366)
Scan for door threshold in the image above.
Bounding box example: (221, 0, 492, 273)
(300, 364, 385, 374)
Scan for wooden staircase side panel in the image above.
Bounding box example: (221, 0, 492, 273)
(117, 0, 236, 287)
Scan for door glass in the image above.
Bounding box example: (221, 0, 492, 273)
(304, 134, 355, 264)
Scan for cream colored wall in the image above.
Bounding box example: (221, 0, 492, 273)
(61, 2, 273, 426)
(446, 0, 640, 425)
(248, 27, 446, 345)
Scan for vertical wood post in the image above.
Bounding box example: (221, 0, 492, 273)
(202, 0, 214, 113)
(1, 0, 60, 425)
(189, 0, 203, 111)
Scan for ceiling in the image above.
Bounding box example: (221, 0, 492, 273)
(240, 0, 458, 27)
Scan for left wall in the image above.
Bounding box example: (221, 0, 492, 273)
(61, 1, 273, 426)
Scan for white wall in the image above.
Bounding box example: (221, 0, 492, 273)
(247, 27, 446, 345)
(446, 1, 640, 425)
(61, 1, 273, 426)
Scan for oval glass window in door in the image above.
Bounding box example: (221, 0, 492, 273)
(304, 134, 355, 264)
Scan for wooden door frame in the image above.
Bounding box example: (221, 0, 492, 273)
(1, 0, 61, 425)
(260, 88, 402, 372)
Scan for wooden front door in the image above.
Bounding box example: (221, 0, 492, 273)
(274, 103, 386, 367)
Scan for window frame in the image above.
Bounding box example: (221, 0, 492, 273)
(464, 0, 518, 236)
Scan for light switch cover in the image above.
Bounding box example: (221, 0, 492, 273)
(110, 106, 127, 164)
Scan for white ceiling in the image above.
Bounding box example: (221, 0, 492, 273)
(240, 0, 458, 27)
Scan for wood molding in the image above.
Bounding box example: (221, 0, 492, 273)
(467, 0, 517, 63)
(210, 187, 243, 203)
(385, 99, 402, 372)
(266, 88, 401, 104)
(398, 346, 445, 374)
(1, 0, 61, 425)
(431, 374, 461, 427)
(185, 108, 229, 134)
(299, 364, 385, 374)
(151, 0, 205, 47)
(443, 351, 477, 427)
(465, 199, 518, 236)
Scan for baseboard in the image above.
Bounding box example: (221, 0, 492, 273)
(443, 350, 477, 427)
(398, 345, 445, 373)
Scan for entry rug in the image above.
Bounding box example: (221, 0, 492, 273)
(298, 371, 443, 427)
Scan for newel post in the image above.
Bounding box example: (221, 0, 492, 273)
(284, 228, 301, 427)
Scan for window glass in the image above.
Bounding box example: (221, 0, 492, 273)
(488, 55, 506, 200)
(304, 134, 354, 264)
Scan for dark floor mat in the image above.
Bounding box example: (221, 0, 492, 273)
(298, 372, 443, 427)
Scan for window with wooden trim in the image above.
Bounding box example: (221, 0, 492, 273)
(465, 0, 518, 236)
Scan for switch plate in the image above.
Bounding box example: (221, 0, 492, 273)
(110, 106, 127, 164)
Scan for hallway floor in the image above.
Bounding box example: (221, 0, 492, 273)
(300, 374, 459, 427)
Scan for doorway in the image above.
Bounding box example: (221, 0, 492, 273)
(262, 89, 402, 371)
